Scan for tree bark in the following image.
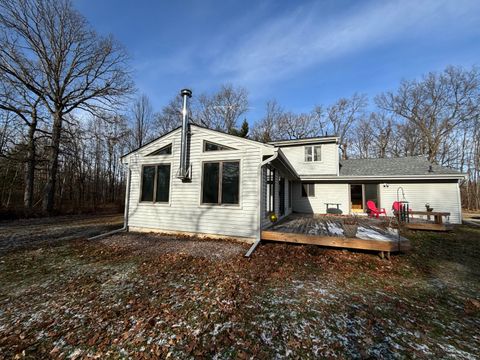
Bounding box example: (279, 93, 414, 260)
(23, 114, 37, 209)
(42, 111, 62, 213)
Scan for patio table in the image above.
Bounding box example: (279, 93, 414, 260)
(409, 211, 450, 225)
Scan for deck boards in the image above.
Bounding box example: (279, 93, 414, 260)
(263, 214, 411, 253)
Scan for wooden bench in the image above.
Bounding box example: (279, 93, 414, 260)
(404, 211, 451, 231)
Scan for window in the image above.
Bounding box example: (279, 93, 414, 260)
(140, 164, 171, 202)
(304, 145, 321, 162)
(288, 181, 293, 208)
(202, 161, 240, 205)
(147, 144, 172, 156)
(265, 166, 275, 215)
(301, 183, 315, 197)
(204, 141, 235, 152)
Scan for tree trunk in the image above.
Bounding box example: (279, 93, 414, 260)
(23, 114, 37, 209)
(42, 111, 63, 213)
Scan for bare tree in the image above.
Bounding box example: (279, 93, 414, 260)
(376, 66, 480, 163)
(324, 93, 368, 159)
(129, 94, 154, 149)
(153, 95, 183, 137)
(251, 100, 283, 142)
(196, 84, 249, 133)
(0, 0, 133, 213)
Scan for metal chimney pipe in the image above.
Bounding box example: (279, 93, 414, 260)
(178, 88, 192, 179)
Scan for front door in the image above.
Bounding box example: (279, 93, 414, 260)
(279, 177, 285, 216)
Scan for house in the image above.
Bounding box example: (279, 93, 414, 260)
(120, 89, 465, 247)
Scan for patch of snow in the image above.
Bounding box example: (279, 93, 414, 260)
(326, 221, 344, 236)
(356, 227, 393, 241)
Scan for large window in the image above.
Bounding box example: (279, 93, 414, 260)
(301, 183, 315, 197)
(202, 161, 240, 205)
(141, 164, 171, 203)
(305, 145, 321, 162)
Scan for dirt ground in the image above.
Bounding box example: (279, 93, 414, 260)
(0, 214, 479, 359)
(0, 213, 123, 255)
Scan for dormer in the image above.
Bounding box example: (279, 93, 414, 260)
(269, 136, 340, 176)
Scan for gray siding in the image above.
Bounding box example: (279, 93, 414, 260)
(124, 126, 267, 239)
(279, 142, 339, 176)
(379, 181, 462, 224)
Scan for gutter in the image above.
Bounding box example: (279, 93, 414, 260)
(299, 174, 467, 181)
(88, 167, 131, 240)
(245, 150, 279, 257)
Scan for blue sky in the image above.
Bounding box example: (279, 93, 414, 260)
(75, 0, 480, 122)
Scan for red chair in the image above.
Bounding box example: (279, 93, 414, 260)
(392, 201, 413, 219)
(366, 200, 387, 218)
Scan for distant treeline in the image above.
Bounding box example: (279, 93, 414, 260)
(0, 0, 479, 217)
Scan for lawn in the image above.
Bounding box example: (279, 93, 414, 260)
(0, 216, 479, 359)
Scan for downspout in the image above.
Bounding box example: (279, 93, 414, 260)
(245, 150, 279, 257)
(89, 166, 131, 240)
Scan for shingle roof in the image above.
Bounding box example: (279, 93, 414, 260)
(339, 156, 461, 176)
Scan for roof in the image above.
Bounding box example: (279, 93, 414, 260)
(339, 156, 462, 177)
(269, 136, 338, 147)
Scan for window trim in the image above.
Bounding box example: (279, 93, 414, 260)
(200, 159, 241, 207)
(139, 163, 172, 205)
(265, 166, 275, 216)
(304, 145, 322, 162)
(146, 143, 173, 156)
(301, 182, 315, 197)
(203, 140, 237, 152)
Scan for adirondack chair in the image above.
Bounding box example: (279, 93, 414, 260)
(366, 200, 387, 218)
(392, 201, 413, 219)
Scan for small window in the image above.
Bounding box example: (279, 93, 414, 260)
(304, 145, 321, 162)
(288, 181, 292, 208)
(265, 166, 275, 215)
(147, 144, 172, 156)
(301, 183, 315, 197)
(204, 141, 235, 152)
(202, 161, 240, 205)
(141, 164, 171, 202)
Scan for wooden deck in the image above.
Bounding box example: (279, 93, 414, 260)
(261, 214, 411, 254)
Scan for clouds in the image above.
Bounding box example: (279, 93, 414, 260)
(211, 0, 480, 89)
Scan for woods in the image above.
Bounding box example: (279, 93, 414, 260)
(0, 0, 479, 217)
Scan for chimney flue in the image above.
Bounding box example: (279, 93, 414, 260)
(178, 88, 192, 180)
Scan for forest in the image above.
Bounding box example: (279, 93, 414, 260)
(0, 0, 479, 217)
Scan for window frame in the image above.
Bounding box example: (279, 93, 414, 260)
(301, 183, 315, 197)
(203, 140, 236, 152)
(304, 145, 322, 162)
(265, 165, 275, 216)
(146, 143, 173, 156)
(200, 159, 241, 207)
(139, 163, 172, 205)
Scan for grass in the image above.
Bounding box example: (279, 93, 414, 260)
(0, 225, 479, 359)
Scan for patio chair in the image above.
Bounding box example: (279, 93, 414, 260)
(366, 200, 387, 218)
(392, 201, 413, 219)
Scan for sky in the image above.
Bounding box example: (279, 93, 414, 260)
(75, 0, 480, 123)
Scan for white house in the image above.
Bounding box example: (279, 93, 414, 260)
(120, 90, 465, 246)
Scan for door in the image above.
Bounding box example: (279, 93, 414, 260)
(350, 184, 380, 212)
(279, 177, 285, 216)
(350, 184, 363, 212)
